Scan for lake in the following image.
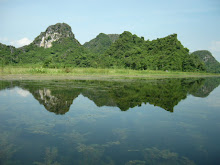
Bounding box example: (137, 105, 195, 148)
(0, 77, 220, 165)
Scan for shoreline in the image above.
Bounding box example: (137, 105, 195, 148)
(1, 67, 219, 81)
(1, 74, 220, 81)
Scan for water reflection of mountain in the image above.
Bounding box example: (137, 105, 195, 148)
(0, 77, 220, 114)
(190, 77, 220, 97)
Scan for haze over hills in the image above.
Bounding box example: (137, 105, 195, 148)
(0, 22, 220, 73)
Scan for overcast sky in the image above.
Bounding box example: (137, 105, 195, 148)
(0, 0, 220, 61)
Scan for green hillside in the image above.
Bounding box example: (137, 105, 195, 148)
(83, 33, 119, 54)
(192, 50, 220, 73)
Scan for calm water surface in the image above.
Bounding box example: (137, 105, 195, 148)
(0, 78, 220, 165)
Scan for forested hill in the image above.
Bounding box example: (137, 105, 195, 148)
(83, 33, 119, 54)
(101, 31, 205, 71)
(0, 22, 219, 73)
(192, 50, 220, 73)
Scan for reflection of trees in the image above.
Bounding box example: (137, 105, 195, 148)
(0, 77, 220, 114)
(0, 80, 14, 91)
(82, 79, 206, 112)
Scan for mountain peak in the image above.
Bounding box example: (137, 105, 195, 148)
(83, 33, 119, 54)
(33, 23, 76, 48)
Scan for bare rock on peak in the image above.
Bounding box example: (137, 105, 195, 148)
(33, 23, 77, 48)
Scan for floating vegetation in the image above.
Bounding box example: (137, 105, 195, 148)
(142, 147, 196, 165)
(62, 130, 87, 145)
(76, 144, 105, 164)
(0, 131, 18, 165)
(75, 140, 121, 165)
(25, 125, 50, 135)
(112, 128, 129, 140)
(33, 147, 60, 165)
(102, 141, 121, 147)
(125, 160, 146, 165)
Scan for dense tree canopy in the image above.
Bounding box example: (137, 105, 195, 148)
(102, 32, 205, 71)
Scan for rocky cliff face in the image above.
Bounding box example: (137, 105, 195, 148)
(33, 23, 78, 48)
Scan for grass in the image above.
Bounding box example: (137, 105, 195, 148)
(0, 66, 219, 80)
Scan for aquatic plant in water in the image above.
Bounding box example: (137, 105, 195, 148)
(125, 160, 146, 165)
(76, 144, 105, 164)
(112, 128, 129, 140)
(142, 147, 195, 165)
(33, 147, 60, 165)
(76, 140, 121, 165)
(0, 131, 18, 165)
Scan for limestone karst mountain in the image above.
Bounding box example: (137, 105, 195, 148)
(0, 23, 219, 72)
(32, 23, 80, 48)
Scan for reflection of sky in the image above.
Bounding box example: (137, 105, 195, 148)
(204, 86, 220, 107)
(185, 86, 220, 108)
(175, 86, 220, 110)
(16, 88, 30, 97)
(0, 87, 30, 97)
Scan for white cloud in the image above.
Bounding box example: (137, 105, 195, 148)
(210, 41, 220, 52)
(10, 37, 32, 47)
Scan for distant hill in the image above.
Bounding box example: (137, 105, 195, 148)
(83, 33, 119, 54)
(191, 50, 220, 73)
(0, 22, 217, 72)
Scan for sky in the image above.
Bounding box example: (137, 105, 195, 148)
(0, 0, 220, 61)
